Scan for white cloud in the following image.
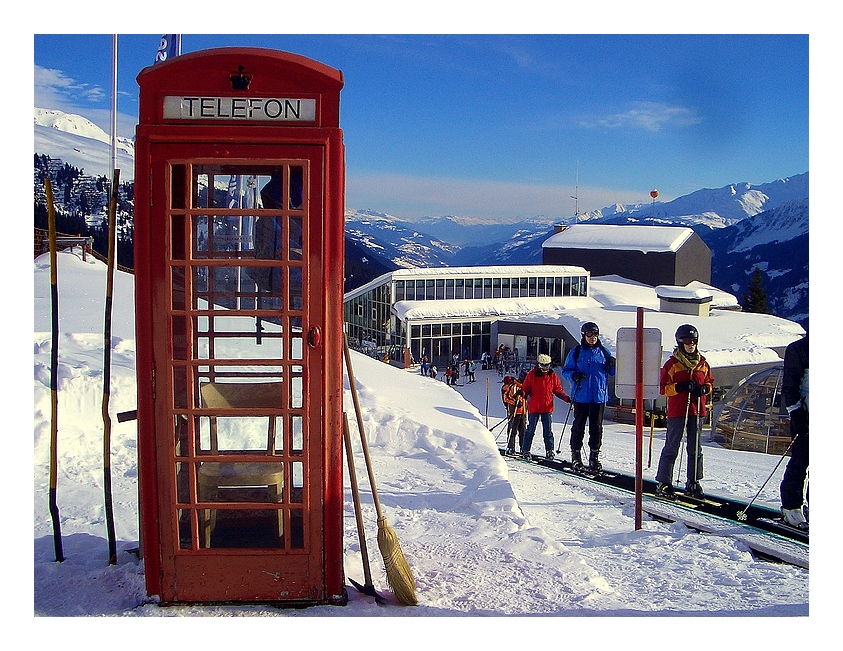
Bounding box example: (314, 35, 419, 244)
(34, 64, 107, 110)
(580, 101, 702, 132)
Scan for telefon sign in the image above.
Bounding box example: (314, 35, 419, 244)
(163, 95, 317, 122)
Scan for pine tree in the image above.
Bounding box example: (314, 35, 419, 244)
(742, 267, 770, 314)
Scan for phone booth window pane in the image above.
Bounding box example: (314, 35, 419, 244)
(291, 367, 303, 409)
(173, 366, 188, 409)
(171, 214, 186, 260)
(290, 166, 304, 209)
(291, 462, 304, 503)
(171, 267, 186, 311)
(172, 316, 187, 360)
(291, 416, 303, 454)
(171, 165, 186, 209)
(289, 267, 303, 310)
(289, 217, 303, 260)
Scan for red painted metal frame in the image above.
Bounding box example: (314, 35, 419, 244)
(134, 48, 345, 605)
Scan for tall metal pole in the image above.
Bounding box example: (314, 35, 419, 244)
(111, 35, 119, 264)
(634, 307, 644, 530)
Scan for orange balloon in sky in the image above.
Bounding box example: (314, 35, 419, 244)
(650, 189, 659, 199)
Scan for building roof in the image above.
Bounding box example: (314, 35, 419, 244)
(542, 224, 695, 253)
(344, 264, 589, 301)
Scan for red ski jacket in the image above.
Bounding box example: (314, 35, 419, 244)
(659, 354, 714, 418)
(522, 369, 569, 414)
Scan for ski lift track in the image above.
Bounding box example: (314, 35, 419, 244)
(500, 448, 809, 569)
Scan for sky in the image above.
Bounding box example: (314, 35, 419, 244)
(31, 9, 815, 223)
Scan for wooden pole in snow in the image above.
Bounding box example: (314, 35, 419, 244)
(44, 177, 65, 563)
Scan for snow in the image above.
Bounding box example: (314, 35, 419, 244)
(31, 248, 823, 639)
(542, 224, 694, 252)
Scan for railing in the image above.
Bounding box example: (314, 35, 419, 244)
(34, 228, 134, 274)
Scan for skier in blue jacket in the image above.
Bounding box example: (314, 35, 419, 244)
(562, 322, 616, 472)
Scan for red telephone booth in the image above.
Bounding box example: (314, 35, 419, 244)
(133, 48, 346, 605)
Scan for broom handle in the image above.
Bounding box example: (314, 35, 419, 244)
(343, 412, 374, 588)
(343, 334, 385, 520)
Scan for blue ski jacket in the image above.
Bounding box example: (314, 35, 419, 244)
(561, 342, 615, 405)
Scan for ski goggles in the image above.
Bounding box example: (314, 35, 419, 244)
(680, 338, 698, 345)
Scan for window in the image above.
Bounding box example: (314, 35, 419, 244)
(445, 278, 454, 300)
(455, 278, 464, 299)
(394, 280, 405, 302)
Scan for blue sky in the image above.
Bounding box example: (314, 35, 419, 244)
(34, 30, 809, 222)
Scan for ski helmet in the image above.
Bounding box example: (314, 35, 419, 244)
(581, 322, 599, 337)
(537, 354, 552, 369)
(675, 324, 699, 345)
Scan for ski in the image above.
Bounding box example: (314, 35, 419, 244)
(755, 517, 809, 542)
(648, 492, 706, 510)
(560, 463, 618, 480)
(670, 492, 724, 509)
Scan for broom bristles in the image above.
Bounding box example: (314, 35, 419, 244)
(376, 517, 418, 606)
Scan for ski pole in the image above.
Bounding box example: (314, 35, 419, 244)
(675, 391, 692, 485)
(555, 403, 573, 453)
(737, 435, 797, 521)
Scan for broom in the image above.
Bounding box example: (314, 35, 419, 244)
(342, 411, 385, 604)
(343, 334, 418, 606)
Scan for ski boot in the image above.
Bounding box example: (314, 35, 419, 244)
(505, 447, 515, 456)
(781, 507, 809, 531)
(521, 449, 533, 462)
(588, 449, 602, 474)
(655, 483, 677, 501)
(571, 449, 584, 471)
(545, 450, 555, 461)
(684, 481, 704, 499)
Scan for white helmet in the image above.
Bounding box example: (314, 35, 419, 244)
(537, 354, 551, 368)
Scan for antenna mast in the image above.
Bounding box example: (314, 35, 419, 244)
(570, 159, 579, 223)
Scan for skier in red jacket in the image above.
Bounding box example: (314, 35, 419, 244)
(655, 324, 714, 500)
(520, 354, 570, 461)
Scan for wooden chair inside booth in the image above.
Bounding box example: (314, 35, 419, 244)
(198, 381, 285, 548)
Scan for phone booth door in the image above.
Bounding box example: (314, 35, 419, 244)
(151, 142, 327, 602)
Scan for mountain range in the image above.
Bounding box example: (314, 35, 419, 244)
(33, 108, 809, 327)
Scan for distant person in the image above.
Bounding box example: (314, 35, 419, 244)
(779, 334, 809, 530)
(421, 353, 429, 376)
(520, 354, 571, 461)
(561, 322, 616, 472)
(655, 324, 714, 500)
(502, 376, 527, 455)
(429, 365, 438, 380)
(466, 359, 477, 383)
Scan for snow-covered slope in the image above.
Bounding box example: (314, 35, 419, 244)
(34, 108, 134, 180)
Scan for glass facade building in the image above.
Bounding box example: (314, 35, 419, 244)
(344, 266, 589, 367)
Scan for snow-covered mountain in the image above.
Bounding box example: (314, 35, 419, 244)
(34, 108, 135, 180)
(584, 174, 808, 228)
(344, 209, 460, 268)
(701, 198, 809, 327)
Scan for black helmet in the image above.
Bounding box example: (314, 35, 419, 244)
(581, 322, 599, 336)
(675, 324, 699, 345)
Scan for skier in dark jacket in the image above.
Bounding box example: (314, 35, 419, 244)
(655, 324, 714, 500)
(779, 334, 808, 530)
(561, 322, 616, 472)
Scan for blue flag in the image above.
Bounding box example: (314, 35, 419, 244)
(154, 34, 181, 64)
